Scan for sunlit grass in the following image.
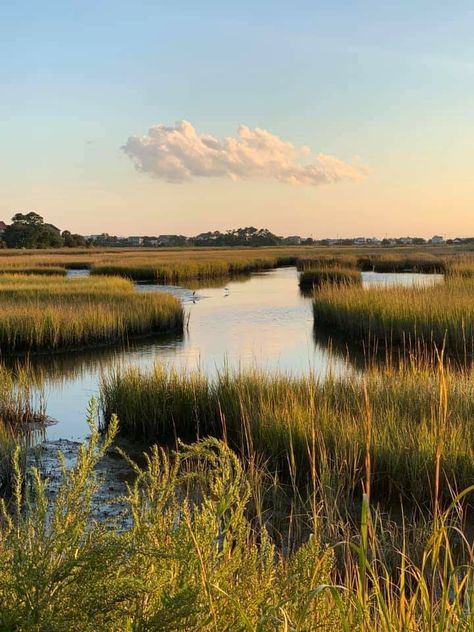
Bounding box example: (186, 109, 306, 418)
(299, 266, 361, 289)
(0, 405, 472, 630)
(313, 275, 474, 356)
(0, 274, 184, 353)
(100, 363, 474, 505)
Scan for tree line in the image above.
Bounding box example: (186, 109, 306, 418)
(1, 213, 87, 249)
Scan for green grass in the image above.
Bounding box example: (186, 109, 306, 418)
(0, 274, 184, 353)
(0, 411, 472, 630)
(298, 266, 361, 290)
(100, 363, 474, 505)
(313, 275, 474, 357)
(0, 365, 45, 494)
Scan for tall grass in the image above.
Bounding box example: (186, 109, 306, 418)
(0, 266, 66, 276)
(313, 275, 474, 357)
(0, 274, 184, 353)
(446, 255, 474, 278)
(297, 255, 359, 270)
(0, 410, 472, 630)
(299, 266, 361, 290)
(91, 257, 278, 282)
(100, 364, 474, 505)
(357, 253, 446, 273)
(0, 365, 45, 494)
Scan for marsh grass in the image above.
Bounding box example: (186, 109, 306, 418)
(90, 257, 279, 282)
(313, 275, 474, 358)
(299, 266, 361, 290)
(446, 256, 474, 278)
(0, 407, 472, 630)
(0, 266, 66, 276)
(0, 274, 184, 353)
(357, 253, 446, 273)
(100, 364, 474, 505)
(0, 365, 45, 494)
(297, 255, 359, 270)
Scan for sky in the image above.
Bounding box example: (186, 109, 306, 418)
(1, 1, 473, 238)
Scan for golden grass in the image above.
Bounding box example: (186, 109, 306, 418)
(100, 362, 474, 505)
(0, 275, 184, 353)
(0, 244, 461, 282)
(313, 275, 474, 357)
(298, 266, 361, 290)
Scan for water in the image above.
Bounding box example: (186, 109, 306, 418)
(31, 267, 442, 441)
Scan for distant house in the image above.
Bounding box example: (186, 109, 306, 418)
(283, 235, 302, 245)
(88, 233, 110, 242)
(157, 234, 177, 245)
(127, 236, 144, 246)
(354, 237, 367, 246)
(430, 235, 445, 245)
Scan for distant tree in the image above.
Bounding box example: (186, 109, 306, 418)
(11, 211, 44, 226)
(3, 212, 64, 248)
(62, 230, 86, 247)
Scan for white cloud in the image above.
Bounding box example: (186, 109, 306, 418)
(122, 120, 367, 186)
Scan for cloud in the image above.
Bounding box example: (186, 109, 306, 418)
(122, 120, 367, 186)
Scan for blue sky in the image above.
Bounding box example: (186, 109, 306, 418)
(1, 1, 473, 237)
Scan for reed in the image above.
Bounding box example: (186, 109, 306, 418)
(313, 275, 474, 357)
(0, 266, 66, 276)
(446, 255, 474, 278)
(299, 266, 361, 289)
(0, 274, 184, 353)
(297, 254, 358, 271)
(358, 253, 446, 273)
(100, 363, 474, 505)
(91, 256, 278, 282)
(0, 412, 472, 630)
(0, 365, 45, 494)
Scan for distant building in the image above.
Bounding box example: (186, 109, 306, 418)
(157, 234, 177, 245)
(0, 221, 7, 234)
(430, 235, 445, 245)
(127, 236, 144, 246)
(88, 233, 110, 242)
(283, 235, 302, 245)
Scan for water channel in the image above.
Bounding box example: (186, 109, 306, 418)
(21, 266, 442, 442)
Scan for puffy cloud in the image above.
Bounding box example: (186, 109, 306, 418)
(122, 120, 366, 186)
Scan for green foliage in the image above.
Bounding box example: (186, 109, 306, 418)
(0, 413, 339, 631)
(0, 407, 472, 630)
(101, 364, 474, 505)
(3, 213, 64, 249)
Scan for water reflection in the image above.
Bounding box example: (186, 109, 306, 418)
(362, 271, 444, 287)
(16, 267, 445, 441)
